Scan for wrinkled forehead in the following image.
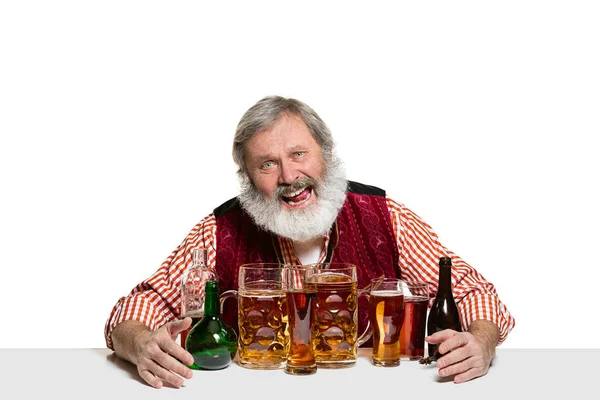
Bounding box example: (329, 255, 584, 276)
(244, 115, 322, 161)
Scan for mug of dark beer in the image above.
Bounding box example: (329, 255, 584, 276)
(399, 281, 429, 361)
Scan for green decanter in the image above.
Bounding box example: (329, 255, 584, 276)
(185, 280, 237, 370)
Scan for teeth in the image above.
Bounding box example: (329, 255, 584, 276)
(287, 190, 311, 205)
(284, 187, 307, 198)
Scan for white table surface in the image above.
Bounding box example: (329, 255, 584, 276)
(1, 348, 596, 399)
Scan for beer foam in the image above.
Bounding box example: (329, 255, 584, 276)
(308, 272, 353, 283)
(404, 295, 428, 302)
(371, 290, 403, 297)
(241, 290, 285, 298)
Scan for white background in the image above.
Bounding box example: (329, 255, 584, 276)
(1, 1, 598, 349)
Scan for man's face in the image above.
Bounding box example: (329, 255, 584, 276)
(244, 113, 325, 210)
(238, 113, 347, 242)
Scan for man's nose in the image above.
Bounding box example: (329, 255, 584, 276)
(278, 160, 300, 185)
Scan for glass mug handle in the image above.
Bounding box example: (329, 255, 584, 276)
(220, 289, 238, 314)
(356, 289, 373, 346)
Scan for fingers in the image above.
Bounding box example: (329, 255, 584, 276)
(134, 326, 195, 388)
(138, 359, 185, 388)
(436, 346, 469, 369)
(137, 346, 191, 388)
(425, 328, 458, 344)
(454, 366, 484, 384)
(149, 359, 187, 387)
(161, 337, 195, 367)
(166, 317, 193, 339)
(431, 332, 491, 384)
(436, 355, 489, 384)
(434, 333, 474, 369)
(437, 332, 469, 355)
(158, 321, 194, 368)
(158, 340, 194, 379)
(437, 357, 470, 380)
(139, 368, 163, 389)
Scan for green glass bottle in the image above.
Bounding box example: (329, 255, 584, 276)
(180, 248, 218, 348)
(185, 280, 237, 370)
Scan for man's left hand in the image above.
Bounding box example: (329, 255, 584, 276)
(425, 319, 500, 384)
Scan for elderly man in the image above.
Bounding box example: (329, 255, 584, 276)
(105, 96, 515, 388)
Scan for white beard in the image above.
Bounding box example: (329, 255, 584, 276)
(238, 157, 347, 242)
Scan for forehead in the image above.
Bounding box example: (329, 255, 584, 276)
(244, 114, 319, 158)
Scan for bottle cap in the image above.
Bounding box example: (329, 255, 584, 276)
(439, 256, 452, 267)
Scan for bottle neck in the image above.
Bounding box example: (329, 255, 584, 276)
(437, 265, 453, 297)
(192, 248, 208, 268)
(204, 280, 220, 318)
(191, 248, 218, 280)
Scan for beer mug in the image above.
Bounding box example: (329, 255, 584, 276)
(220, 264, 288, 369)
(284, 267, 317, 375)
(305, 263, 371, 368)
(399, 281, 430, 361)
(366, 277, 406, 367)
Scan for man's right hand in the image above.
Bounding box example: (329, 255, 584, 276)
(111, 318, 195, 389)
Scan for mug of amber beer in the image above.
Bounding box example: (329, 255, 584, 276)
(284, 267, 317, 375)
(367, 278, 406, 367)
(305, 263, 371, 368)
(399, 281, 430, 361)
(220, 264, 288, 369)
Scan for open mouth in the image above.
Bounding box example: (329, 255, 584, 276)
(281, 186, 313, 206)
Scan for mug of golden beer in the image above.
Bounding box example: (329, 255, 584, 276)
(220, 264, 288, 369)
(284, 267, 318, 375)
(366, 278, 406, 367)
(305, 263, 371, 368)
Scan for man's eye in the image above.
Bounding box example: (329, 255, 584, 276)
(261, 161, 274, 170)
(294, 152, 305, 158)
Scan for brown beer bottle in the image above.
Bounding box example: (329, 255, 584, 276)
(426, 256, 462, 361)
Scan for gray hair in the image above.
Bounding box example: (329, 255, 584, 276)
(233, 96, 335, 177)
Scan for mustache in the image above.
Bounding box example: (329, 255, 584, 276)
(237, 154, 348, 242)
(273, 176, 318, 198)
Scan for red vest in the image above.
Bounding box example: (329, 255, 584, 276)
(215, 181, 400, 341)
